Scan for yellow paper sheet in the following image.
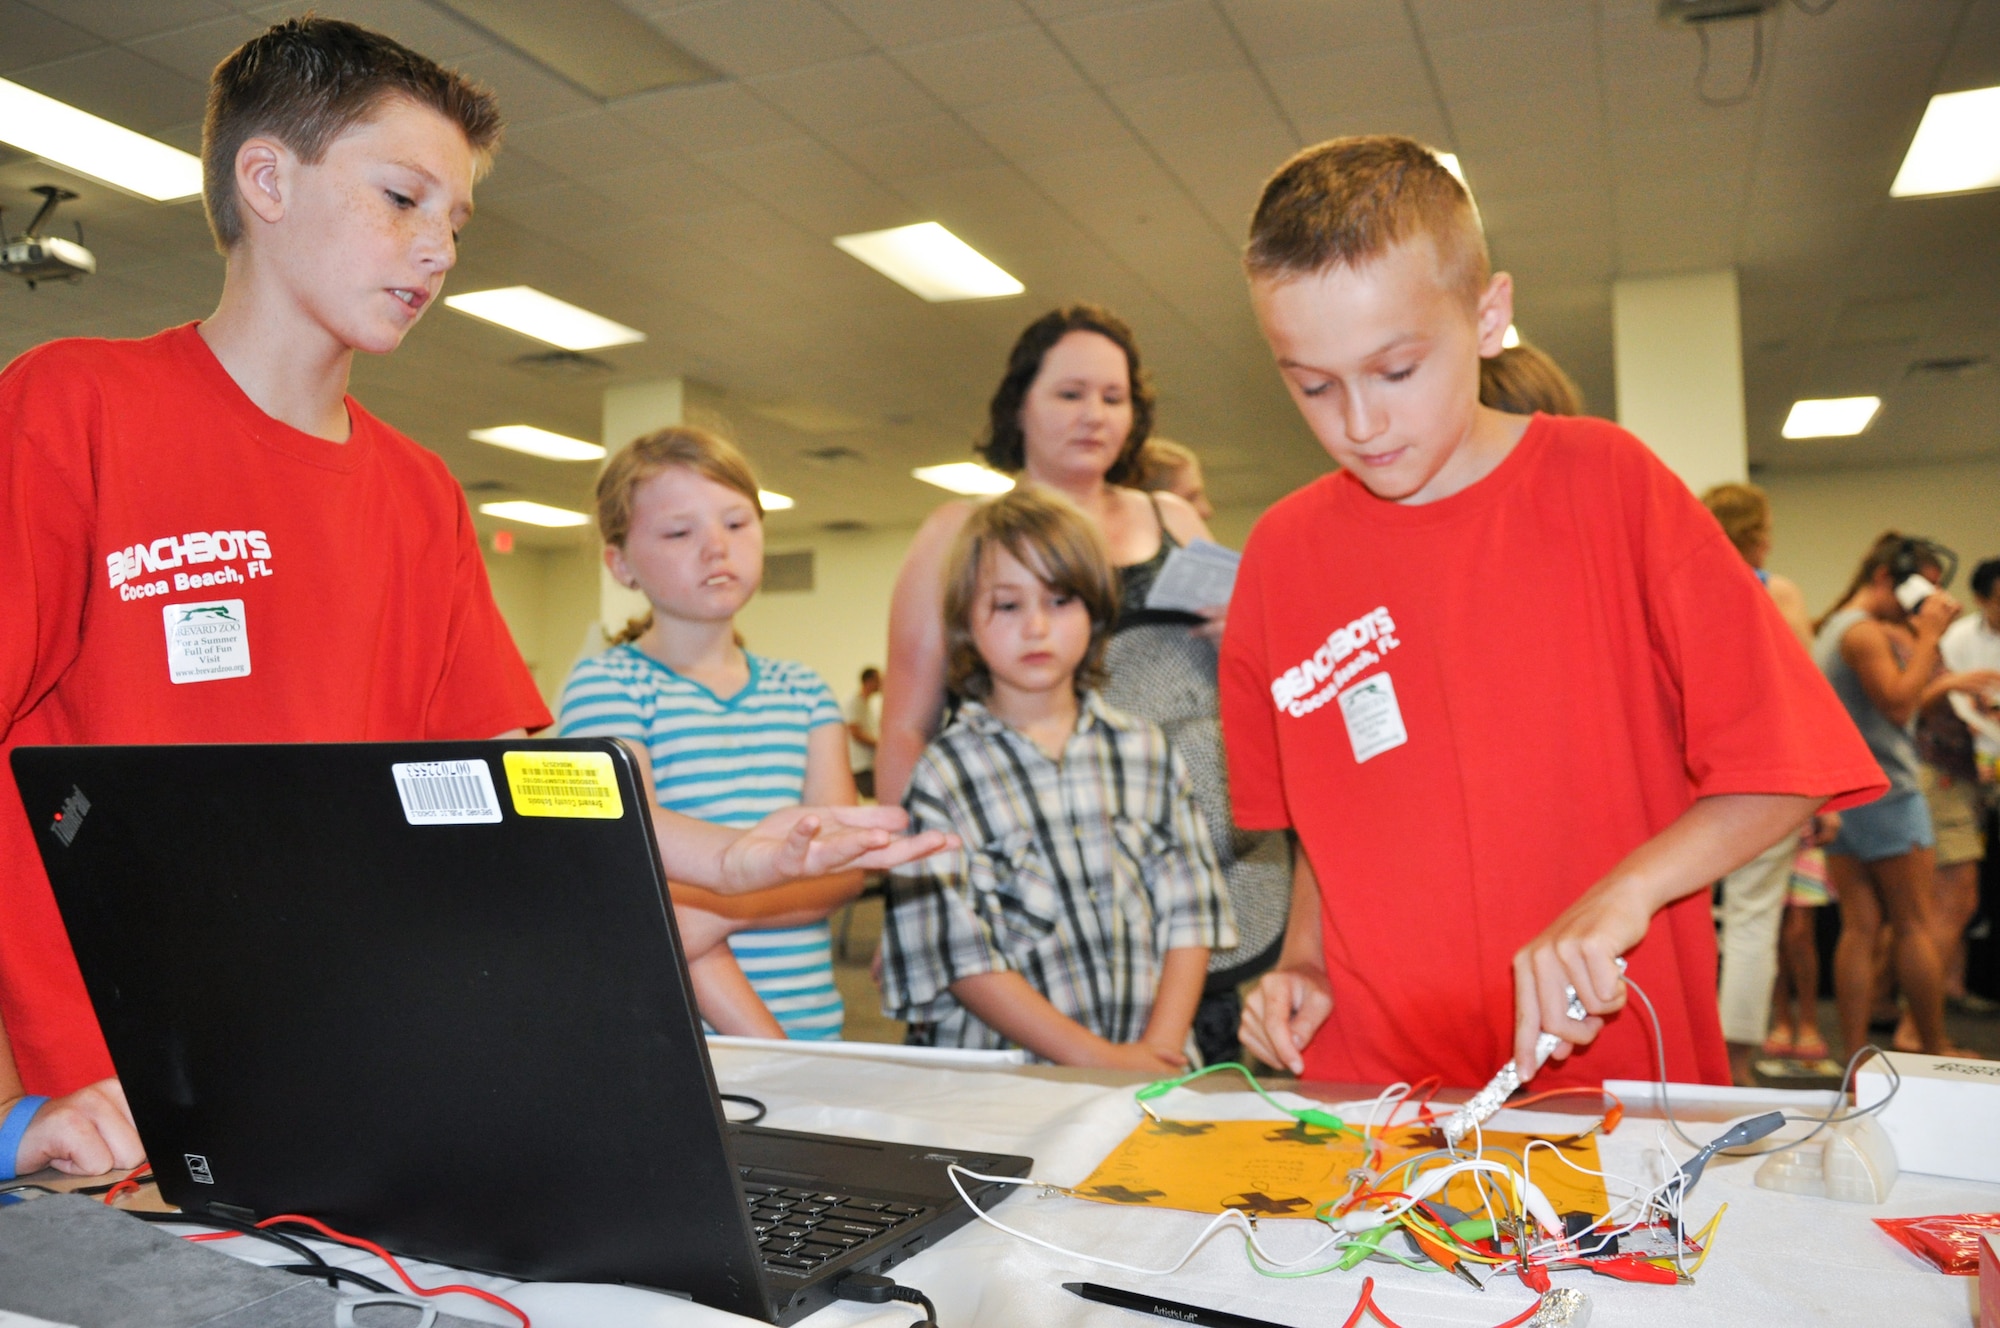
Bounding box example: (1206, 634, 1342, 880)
(1072, 1119, 1608, 1221)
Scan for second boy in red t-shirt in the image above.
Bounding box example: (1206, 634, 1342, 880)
(1222, 136, 1883, 1089)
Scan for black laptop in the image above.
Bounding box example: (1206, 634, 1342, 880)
(12, 739, 1031, 1325)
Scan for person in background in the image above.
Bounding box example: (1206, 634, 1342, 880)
(881, 306, 1292, 1066)
(847, 667, 882, 801)
(1477, 341, 1584, 417)
(1133, 437, 1216, 521)
(1815, 533, 2000, 1060)
(1700, 482, 1842, 1083)
(1940, 557, 2000, 1015)
(559, 428, 867, 1040)
(881, 488, 1235, 1065)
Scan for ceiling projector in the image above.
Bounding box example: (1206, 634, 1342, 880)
(2, 186, 96, 289)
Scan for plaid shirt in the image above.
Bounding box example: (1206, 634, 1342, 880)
(882, 692, 1236, 1057)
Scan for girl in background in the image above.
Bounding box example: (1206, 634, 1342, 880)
(559, 427, 862, 1038)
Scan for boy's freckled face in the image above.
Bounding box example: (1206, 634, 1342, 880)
(275, 98, 476, 355)
(609, 468, 765, 622)
(1252, 238, 1505, 505)
(971, 546, 1092, 700)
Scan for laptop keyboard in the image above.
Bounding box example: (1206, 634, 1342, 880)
(739, 1179, 927, 1274)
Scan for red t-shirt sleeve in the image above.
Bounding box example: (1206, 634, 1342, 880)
(1220, 512, 1292, 831)
(422, 485, 552, 738)
(1633, 446, 1885, 810)
(0, 346, 93, 743)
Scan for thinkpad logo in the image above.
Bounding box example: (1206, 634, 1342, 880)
(49, 785, 90, 846)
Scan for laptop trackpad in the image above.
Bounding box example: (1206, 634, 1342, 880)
(731, 1124, 998, 1202)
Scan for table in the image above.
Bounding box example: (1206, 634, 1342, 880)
(26, 1042, 1999, 1327)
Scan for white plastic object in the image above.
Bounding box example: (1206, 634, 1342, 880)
(1753, 1114, 1898, 1203)
(1338, 1210, 1387, 1233)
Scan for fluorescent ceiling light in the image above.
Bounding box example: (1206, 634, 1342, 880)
(1435, 152, 1466, 186)
(1781, 396, 1881, 439)
(1890, 85, 2000, 198)
(759, 490, 795, 511)
(912, 462, 1016, 496)
(479, 499, 591, 527)
(0, 77, 202, 201)
(469, 425, 605, 462)
(834, 223, 1024, 302)
(445, 286, 645, 350)
(1501, 323, 1521, 349)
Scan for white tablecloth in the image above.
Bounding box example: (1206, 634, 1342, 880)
(200, 1043, 1997, 1327)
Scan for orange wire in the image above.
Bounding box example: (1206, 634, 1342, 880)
(1340, 1275, 1542, 1328)
(255, 1213, 531, 1328)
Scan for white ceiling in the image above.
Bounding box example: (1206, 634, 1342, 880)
(2, 0, 1997, 550)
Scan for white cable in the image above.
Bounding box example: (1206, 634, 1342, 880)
(945, 1166, 1352, 1276)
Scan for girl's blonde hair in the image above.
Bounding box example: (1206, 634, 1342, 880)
(596, 426, 763, 646)
(941, 488, 1118, 701)
(1700, 482, 1770, 563)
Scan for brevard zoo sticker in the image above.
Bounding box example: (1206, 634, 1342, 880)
(162, 599, 251, 684)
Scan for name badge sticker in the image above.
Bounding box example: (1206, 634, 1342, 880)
(162, 599, 251, 684)
(503, 751, 625, 819)
(1337, 673, 1408, 764)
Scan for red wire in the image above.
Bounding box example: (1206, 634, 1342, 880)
(101, 1162, 154, 1205)
(256, 1213, 530, 1328)
(1339, 1275, 1541, 1328)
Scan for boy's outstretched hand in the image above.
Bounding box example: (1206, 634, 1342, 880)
(1239, 968, 1333, 1076)
(719, 805, 956, 894)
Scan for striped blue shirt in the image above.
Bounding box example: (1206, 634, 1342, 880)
(557, 645, 847, 1038)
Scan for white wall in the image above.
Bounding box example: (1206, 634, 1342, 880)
(736, 524, 918, 700)
(480, 541, 603, 710)
(1762, 455, 2000, 621)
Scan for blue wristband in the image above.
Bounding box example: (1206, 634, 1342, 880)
(0, 1095, 51, 1181)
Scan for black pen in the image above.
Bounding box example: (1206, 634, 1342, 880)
(1061, 1282, 1297, 1328)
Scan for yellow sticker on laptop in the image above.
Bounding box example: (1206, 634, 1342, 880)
(502, 751, 624, 819)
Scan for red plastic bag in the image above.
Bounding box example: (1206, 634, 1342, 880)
(1873, 1212, 2000, 1275)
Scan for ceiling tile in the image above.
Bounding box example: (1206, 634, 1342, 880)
(1047, 0, 1244, 87)
(1427, 19, 1594, 101)
(1406, 0, 1594, 38)
(699, 137, 912, 234)
(0, 1, 101, 73)
(615, 81, 808, 156)
(1103, 66, 1286, 142)
(451, 46, 598, 125)
(6, 46, 208, 135)
(582, 156, 752, 216)
(1261, 42, 1434, 128)
(749, 53, 940, 131)
(1291, 99, 1452, 149)
(959, 88, 1132, 159)
(505, 109, 667, 178)
(893, 24, 1086, 109)
(823, 0, 1029, 48)
(25, 0, 227, 42)
(823, 113, 1000, 178)
(641, 0, 872, 78)
(247, 0, 494, 61)
(125, 14, 268, 83)
(1216, 0, 1411, 62)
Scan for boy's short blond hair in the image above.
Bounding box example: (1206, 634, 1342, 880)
(942, 488, 1118, 702)
(203, 17, 502, 253)
(1245, 135, 1490, 307)
(1700, 482, 1771, 562)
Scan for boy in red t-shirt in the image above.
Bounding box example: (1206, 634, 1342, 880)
(0, 19, 943, 1181)
(1222, 136, 1884, 1090)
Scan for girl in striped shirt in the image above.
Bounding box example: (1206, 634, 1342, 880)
(558, 427, 861, 1039)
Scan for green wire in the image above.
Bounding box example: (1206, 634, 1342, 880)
(1133, 1061, 1358, 1136)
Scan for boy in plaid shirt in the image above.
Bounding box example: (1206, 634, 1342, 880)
(881, 489, 1235, 1068)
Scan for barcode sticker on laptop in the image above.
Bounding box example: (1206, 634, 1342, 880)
(391, 760, 503, 825)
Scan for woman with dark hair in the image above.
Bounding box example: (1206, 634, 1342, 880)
(879, 304, 1293, 1063)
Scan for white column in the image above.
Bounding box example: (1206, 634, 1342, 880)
(1612, 269, 1747, 496)
(598, 378, 683, 636)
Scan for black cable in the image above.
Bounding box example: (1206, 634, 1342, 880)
(273, 1262, 398, 1296)
(71, 1171, 153, 1195)
(1695, 16, 1764, 108)
(836, 1271, 939, 1326)
(124, 1207, 329, 1268)
(719, 1093, 767, 1125)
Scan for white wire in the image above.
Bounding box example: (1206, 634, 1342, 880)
(945, 1166, 1353, 1276)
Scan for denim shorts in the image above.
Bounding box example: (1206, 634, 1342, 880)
(1829, 789, 1934, 864)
